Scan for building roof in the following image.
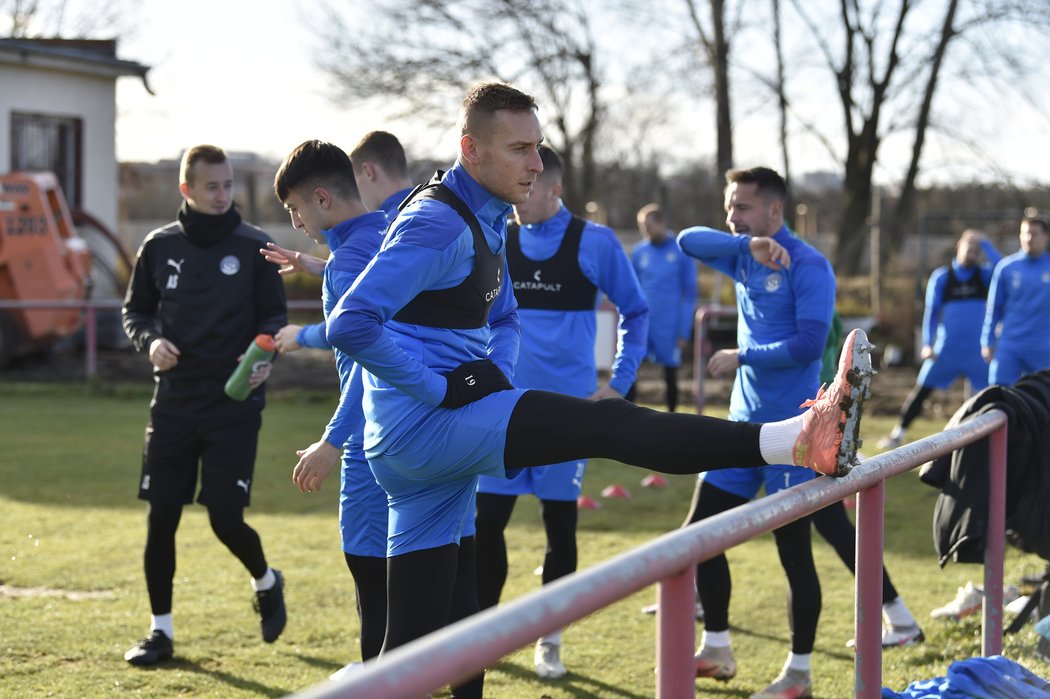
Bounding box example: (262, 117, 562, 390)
(0, 38, 152, 93)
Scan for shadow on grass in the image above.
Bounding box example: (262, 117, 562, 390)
(132, 656, 290, 697)
(489, 659, 652, 698)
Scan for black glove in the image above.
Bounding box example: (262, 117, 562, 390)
(440, 359, 513, 409)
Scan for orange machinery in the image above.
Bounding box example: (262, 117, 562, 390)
(0, 171, 93, 366)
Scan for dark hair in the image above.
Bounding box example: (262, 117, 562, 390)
(460, 82, 537, 137)
(350, 131, 408, 179)
(274, 140, 360, 203)
(725, 166, 788, 203)
(180, 144, 227, 185)
(1023, 217, 1049, 234)
(537, 144, 562, 180)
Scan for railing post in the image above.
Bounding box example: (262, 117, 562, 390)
(983, 422, 1008, 656)
(84, 303, 97, 379)
(656, 566, 695, 699)
(854, 483, 884, 699)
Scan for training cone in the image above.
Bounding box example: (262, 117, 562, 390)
(641, 473, 669, 488)
(577, 495, 601, 510)
(601, 484, 632, 499)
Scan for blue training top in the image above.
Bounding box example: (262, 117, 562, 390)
(326, 163, 521, 454)
(981, 250, 1050, 352)
(678, 225, 835, 422)
(631, 235, 697, 367)
(923, 240, 1000, 357)
(512, 205, 648, 397)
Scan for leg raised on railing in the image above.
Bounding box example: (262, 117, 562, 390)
(983, 423, 1008, 656)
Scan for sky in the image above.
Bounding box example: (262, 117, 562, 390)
(109, 0, 1050, 187)
(115, 0, 402, 164)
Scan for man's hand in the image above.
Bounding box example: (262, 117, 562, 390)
(440, 359, 514, 408)
(275, 325, 303, 353)
(247, 360, 272, 389)
(982, 346, 994, 363)
(260, 242, 326, 277)
(588, 384, 623, 400)
(291, 440, 342, 493)
(920, 344, 936, 361)
(707, 349, 739, 378)
(749, 237, 791, 270)
(148, 338, 180, 371)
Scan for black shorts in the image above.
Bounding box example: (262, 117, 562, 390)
(138, 410, 261, 509)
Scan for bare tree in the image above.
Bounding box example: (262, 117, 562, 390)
(313, 0, 605, 211)
(679, 0, 733, 178)
(2, 0, 136, 38)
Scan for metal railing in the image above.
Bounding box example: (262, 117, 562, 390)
(692, 304, 737, 413)
(0, 298, 321, 378)
(289, 409, 1009, 699)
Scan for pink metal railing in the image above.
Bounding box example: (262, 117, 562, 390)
(0, 298, 320, 377)
(290, 409, 1009, 699)
(692, 304, 737, 413)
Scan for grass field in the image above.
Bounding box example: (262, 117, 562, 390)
(1, 381, 1048, 698)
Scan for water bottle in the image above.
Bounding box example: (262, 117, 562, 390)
(224, 334, 277, 401)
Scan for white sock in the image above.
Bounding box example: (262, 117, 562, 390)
(883, 596, 916, 627)
(539, 629, 563, 646)
(150, 613, 173, 640)
(890, 425, 904, 440)
(786, 652, 811, 672)
(252, 568, 276, 592)
(759, 413, 806, 465)
(701, 629, 731, 648)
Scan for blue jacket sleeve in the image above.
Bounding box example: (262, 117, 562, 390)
(296, 322, 331, 350)
(737, 259, 834, 368)
(581, 227, 649, 395)
(677, 227, 749, 279)
(677, 249, 698, 341)
(318, 264, 369, 449)
(923, 269, 947, 347)
(982, 261, 1008, 350)
(326, 221, 475, 407)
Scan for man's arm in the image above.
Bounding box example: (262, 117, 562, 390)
(737, 259, 834, 370)
(584, 227, 649, 396)
(484, 256, 520, 378)
(327, 218, 475, 406)
(981, 261, 1008, 356)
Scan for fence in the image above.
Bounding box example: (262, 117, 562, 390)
(289, 409, 1009, 699)
(0, 298, 321, 376)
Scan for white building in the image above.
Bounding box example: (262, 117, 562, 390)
(0, 38, 150, 235)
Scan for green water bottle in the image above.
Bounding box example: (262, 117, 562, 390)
(224, 334, 277, 401)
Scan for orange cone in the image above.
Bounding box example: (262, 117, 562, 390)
(601, 484, 632, 499)
(641, 474, 669, 488)
(577, 495, 601, 510)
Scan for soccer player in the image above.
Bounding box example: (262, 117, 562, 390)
(474, 145, 649, 679)
(629, 203, 697, 411)
(879, 229, 1000, 449)
(981, 217, 1050, 386)
(270, 140, 390, 671)
(325, 82, 872, 699)
(121, 145, 288, 666)
(677, 167, 835, 698)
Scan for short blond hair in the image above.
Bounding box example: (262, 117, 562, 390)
(180, 144, 228, 185)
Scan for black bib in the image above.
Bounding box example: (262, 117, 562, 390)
(943, 265, 988, 304)
(392, 172, 505, 329)
(507, 216, 597, 311)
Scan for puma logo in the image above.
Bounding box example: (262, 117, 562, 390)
(236, 478, 251, 493)
(166, 258, 184, 273)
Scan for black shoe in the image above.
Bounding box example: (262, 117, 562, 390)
(253, 569, 286, 643)
(124, 629, 173, 666)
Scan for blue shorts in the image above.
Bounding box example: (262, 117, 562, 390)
(477, 459, 587, 501)
(366, 388, 526, 555)
(700, 464, 816, 500)
(989, 345, 1050, 386)
(340, 452, 389, 558)
(917, 352, 989, 391)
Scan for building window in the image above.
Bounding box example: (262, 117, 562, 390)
(10, 112, 83, 208)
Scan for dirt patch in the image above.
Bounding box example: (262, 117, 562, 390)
(0, 583, 115, 601)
